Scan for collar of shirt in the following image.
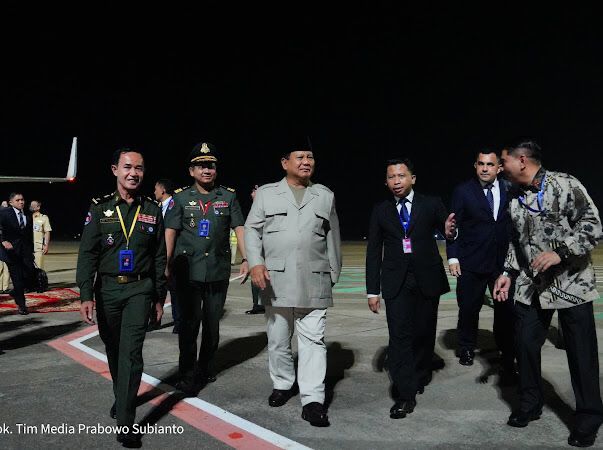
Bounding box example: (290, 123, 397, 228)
(112, 191, 143, 206)
(479, 178, 499, 191)
(394, 189, 414, 205)
(161, 196, 172, 209)
(12, 207, 25, 224)
(523, 167, 547, 193)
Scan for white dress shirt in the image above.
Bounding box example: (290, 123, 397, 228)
(161, 196, 173, 218)
(13, 207, 26, 227)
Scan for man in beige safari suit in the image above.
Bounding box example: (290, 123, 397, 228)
(30, 200, 52, 269)
(245, 138, 341, 427)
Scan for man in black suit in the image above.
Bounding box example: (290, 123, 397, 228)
(446, 150, 516, 381)
(0, 192, 34, 315)
(366, 157, 456, 419)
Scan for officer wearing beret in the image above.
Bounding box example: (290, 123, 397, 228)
(77, 148, 166, 447)
(165, 142, 248, 395)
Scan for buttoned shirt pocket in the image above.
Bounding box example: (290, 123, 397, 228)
(99, 222, 121, 248)
(313, 208, 330, 236)
(265, 205, 288, 233)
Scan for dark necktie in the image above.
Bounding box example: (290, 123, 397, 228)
(18, 211, 25, 229)
(485, 183, 494, 213)
(399, 198, 410, 223)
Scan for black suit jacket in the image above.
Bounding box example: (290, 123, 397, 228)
(366, 192, 450, 299)
(446, 178, 511, 274)
(0, 207, 34, 263)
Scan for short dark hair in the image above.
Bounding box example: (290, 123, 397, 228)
(111, 147, 144, 166)
(9, 192, 23, 201)
(509, 140, 542, 163)
(386, 157, 415, 175)
(155, 179, 174, 195)
(475, 148, 500, 162)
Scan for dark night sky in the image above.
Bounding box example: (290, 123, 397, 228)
(1, 5, 602, 239)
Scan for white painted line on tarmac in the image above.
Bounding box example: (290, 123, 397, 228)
(67, 331, 312, 450)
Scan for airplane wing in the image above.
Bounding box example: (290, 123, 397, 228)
(0, 137, 77, 183)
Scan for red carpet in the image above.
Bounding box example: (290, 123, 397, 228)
(0, 288, 81, 315)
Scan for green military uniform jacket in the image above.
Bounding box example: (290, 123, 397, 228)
(76, 192, 167, 303)
(165, 184, 244, 282)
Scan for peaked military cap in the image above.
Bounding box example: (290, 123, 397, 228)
(189, 142, 218, 164)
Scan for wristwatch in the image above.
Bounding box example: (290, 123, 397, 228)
(553, 245, 571, 261)
(241, 258, 248, 263)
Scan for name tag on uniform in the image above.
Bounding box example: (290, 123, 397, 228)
(402, 238, 412, 254)
(198, 219, 210, 237)
(119, 249, 135, 272)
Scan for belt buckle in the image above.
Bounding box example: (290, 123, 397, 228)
(117, 275, 128, 284)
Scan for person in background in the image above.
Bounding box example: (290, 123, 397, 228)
(29, 200, 52, 270)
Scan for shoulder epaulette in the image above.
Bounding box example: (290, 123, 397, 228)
(312, 183, 333, 193)
(221, 185, 236, 193)
(91, 197, 100, 205)
(174, 186, 188, 194)
(259, 182, 279, 190)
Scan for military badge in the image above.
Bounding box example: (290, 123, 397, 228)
(189, 201, 197, 206)
(103, 209, 114, 217)
(200, 142, 210, 153)
(106, 234, 115, 246)
(138, 214, 157, 224)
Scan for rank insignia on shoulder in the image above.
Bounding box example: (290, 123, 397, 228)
(221, 185, 235, 192)
(92, 198, 100, 205)
(174, 187, 186, 194)
(103, 209, 114, 217)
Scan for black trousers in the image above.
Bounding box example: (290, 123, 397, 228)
(456, 270, 516, 368)
(177, 279, 229, 382)
(514, 301, 603, 432)
(6, 255, 33, 308)
(384, 272, 439, 401)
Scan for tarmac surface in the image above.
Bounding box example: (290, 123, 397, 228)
(2, 241, 603, 449)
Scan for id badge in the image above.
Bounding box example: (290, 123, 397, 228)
(402, 238, 412, 254)
(119, 249, 135, 272)
(198, 219, 210, 237)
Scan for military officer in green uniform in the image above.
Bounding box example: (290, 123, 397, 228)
(77, 148, 166, 447)
(165, 142, 248, 395)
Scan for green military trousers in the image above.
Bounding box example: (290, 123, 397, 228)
(177, 279, 228, 383)
(95, 276, 153, 427)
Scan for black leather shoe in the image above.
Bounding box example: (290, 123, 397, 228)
(199, 373, 217, 383)
(507, 408, 542, 427)
(390, 399, 416, 419)
(245, 307, 265, 315)
(110, 402, 116, 419)
(116, 431, 141, 448)
(499, 368, 519, 386)
(268, 388, 294, 407)
(568, 429, 597, 447)
(175, 380, 199, 397)
(459, 349, 474, 366)
(17, 306, 29, 315)
(302, 402, 330, 427)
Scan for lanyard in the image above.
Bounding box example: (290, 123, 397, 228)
(518, 174, 547, 215)
(199, 200, 212, 216)
(116, 204, 141, 249)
